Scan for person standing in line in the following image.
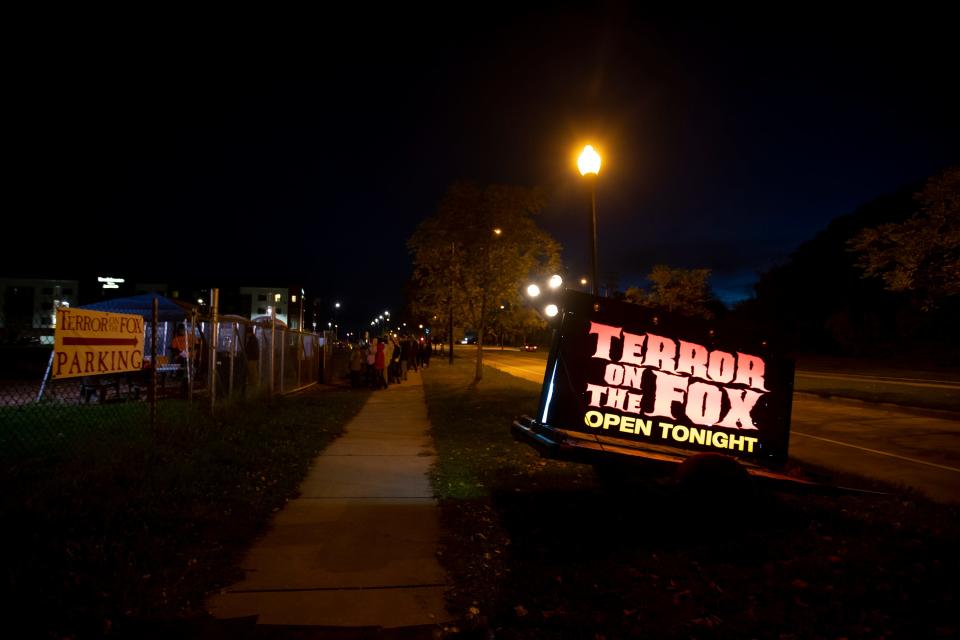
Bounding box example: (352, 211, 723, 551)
(366, 337, 378, 388)
(422, 337, 431, 368)
(349, 342, 364, 388)
(374, 337, 387, 389)
(399, 335, 411, 381)
(384, 335, 396, 385)
(409, 336, 419, 373)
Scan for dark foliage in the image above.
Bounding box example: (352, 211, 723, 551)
(734, 181, 960, 362)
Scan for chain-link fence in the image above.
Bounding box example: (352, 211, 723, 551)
(0, 312, 332, 463)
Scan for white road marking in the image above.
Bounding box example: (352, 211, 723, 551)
(792, 431, 960, 473)
(797, 371, 960, 390)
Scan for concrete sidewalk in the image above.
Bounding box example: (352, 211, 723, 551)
(206, 371, 450, 629)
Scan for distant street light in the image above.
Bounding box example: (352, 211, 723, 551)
(527, 276, 564, 320)
(578, 144, 602, 296)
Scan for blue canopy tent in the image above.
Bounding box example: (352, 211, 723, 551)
(80, 294, 194, 323)
(81, 294, 197, 377)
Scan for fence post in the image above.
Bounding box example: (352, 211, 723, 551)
(228, 321, 236, 399)
(280, 329, 286, 394)
(269, 306, 276, 400)
(151, 296, 158, 429)
(256, 326, 263, 396)
(209, 288, 219, 414)
(297, 330, 303, 388)
(187, 310, 195, 404)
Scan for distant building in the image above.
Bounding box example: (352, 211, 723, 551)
(238, 286, 290, 326)
(0, 277, 79, 342)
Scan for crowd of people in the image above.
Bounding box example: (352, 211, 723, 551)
(348, 335, 432, 389)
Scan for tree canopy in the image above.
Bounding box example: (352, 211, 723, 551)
(730, 168, 959, 359)
(850, 166, 960, 310)
(624, 265, 716, 319)
(407, 183, 561, 380)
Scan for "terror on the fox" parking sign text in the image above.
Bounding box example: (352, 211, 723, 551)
(53, 308, 145, 379)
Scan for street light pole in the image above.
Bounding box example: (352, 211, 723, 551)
(578, 144, 602, 297)
(588, 174, 599, 297)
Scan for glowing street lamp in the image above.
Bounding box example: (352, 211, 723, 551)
(527, 276, 564, 320)
(332, 301, 341, 339)
(578, 144, 602, 296)
(578, 144, 601, 176)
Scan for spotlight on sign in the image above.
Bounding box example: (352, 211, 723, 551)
(544, 304, 559, 317)
(526, 284, 541, 298)
(548, 274, 563, 289)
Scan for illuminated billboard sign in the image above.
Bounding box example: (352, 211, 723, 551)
(535, 291, 794, 469)
(53, 308, 145, 379)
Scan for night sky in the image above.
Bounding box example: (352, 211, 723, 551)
(7, 5, 958, 327)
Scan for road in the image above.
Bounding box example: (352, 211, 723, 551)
(481, 348, 960, 503)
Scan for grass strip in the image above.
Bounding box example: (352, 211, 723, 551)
(422, 357, 960, 639)
(0, 386, 370, 638)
